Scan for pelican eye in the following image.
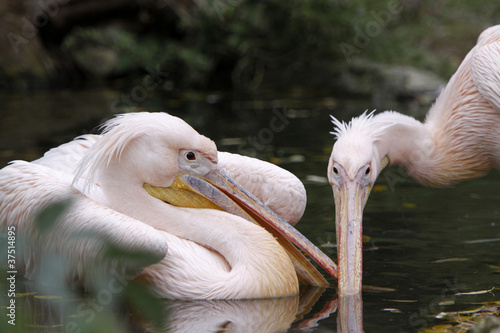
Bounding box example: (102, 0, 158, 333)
(333, 167, 338, 174)
(186, 151, 196, 161)
(365, 166, 370, 175)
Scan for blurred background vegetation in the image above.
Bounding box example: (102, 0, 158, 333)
(1, 0, 499, 92)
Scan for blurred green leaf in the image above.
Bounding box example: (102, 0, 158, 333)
(104, 241, 165, 268)
(34, 201, 71, 232)
(124, 282, 166, 330)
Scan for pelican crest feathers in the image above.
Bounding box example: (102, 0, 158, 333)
(329, 110, 398, 143)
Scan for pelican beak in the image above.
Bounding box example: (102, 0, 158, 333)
(332, 157, 388, 295)
(333, 180, 371, 295)
(144, 167, 338, 287)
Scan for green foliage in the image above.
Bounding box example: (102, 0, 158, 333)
(0, 203, 167, 332)
(60, 0, 361, 88)
(105, 239, 166, 268)
(35, 200, 71, 232)
(60, 0, 500, 88)
(180, 0, 500, 85)
(186, 0, 359, 87)
(123, 282, 166, 329)
(338, 0, 500, 78)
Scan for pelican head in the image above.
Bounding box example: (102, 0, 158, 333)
(328, 112, 389, 295)
(75, 112, 218, 192)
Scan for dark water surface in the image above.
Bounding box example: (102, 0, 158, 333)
(0, 89, 499, 332)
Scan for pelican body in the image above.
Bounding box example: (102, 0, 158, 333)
(329, 25, 500, 295)
(0, 112, 337, 299)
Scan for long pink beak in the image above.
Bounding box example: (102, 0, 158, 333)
(149, 167, 338, 286)
(333, 180, 372, 295)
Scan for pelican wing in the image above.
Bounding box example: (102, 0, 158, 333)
(471, 27, 500, 112)
(0, 160, 168, 285)
(32, 134, 100, 174)
(218, 151, 307, 225)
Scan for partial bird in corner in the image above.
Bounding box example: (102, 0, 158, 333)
(328, 25, 500, 295)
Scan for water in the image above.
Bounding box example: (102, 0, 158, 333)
(0, 89, 499, 332)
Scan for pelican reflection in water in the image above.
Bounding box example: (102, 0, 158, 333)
(11, 280, 361, 332)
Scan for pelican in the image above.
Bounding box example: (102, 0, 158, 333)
(328, 25, 500, 295)
(0, 112, 337, 299)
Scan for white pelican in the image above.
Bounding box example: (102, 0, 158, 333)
(0, 112, 337, 299)
(328, 25, 500, 295)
